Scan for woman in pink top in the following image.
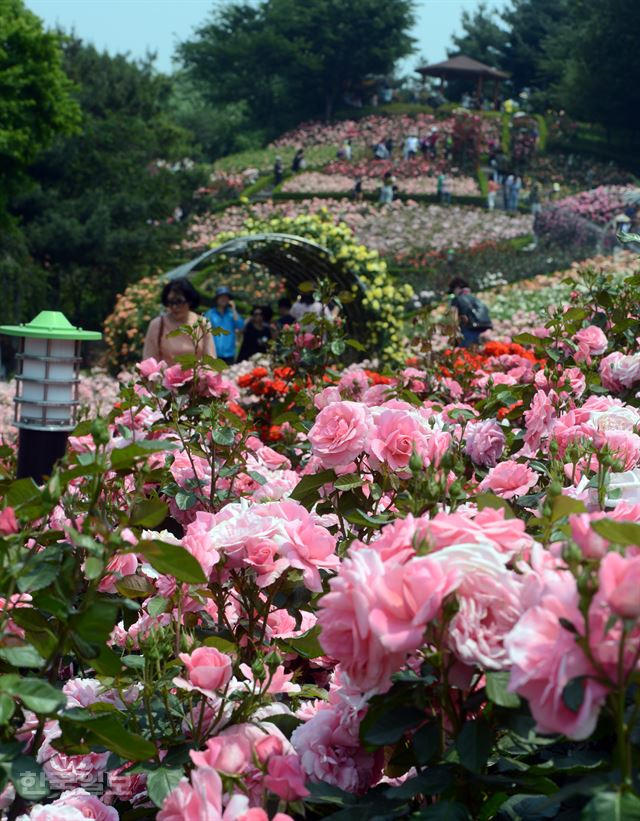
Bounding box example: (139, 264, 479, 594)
(142, 278, 216, 366)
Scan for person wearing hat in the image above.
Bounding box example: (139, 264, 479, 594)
(204, 287, 244, 365)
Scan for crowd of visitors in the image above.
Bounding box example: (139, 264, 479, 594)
(142, 280, 340, 367)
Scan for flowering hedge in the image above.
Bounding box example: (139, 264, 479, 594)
(2, 264, 640, 818)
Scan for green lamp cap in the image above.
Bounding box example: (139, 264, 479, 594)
(0, 311, 102, 341)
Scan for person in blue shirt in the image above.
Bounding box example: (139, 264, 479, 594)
(204, 286, 244, 365)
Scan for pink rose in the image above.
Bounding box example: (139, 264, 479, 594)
(264, 755, 309, 800)
(138, 357, 166, 382)
(190, 723, 290, 776)
(478, 460, 539, 499)
(163, 364, 194, 390)
(177, 647, 232, 695)
(0, 507, 18, 535)
(291, 700, 383, 794)
(505, 577, 607, 740)
(244, 538, 290, 587)
(277, 517, 339, 592)
(159, 767, 249, 821)
(318, 548, 457, 693)
(599, 352, 625, 392)
(464, 419, 505, 467)
(599, 552, 640, 618)
(523, 390, 556, 452)
(314, 386, 342, 410)
(367, 409, 428, 472)
(308, 401, 371, 468)
(47, 789, 118, 820)
(97, 552, 139, 593)
(574, 326, 608, 362)
(569, 513, 609, 558)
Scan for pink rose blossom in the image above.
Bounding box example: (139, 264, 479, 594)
(308, 401, 371, 468)
(367, 410, 428, 472)
(277, 516, 339, 591)
(478, 460, 539, 499)
(599, 552, 640, 619)
(506, 577, 608, 740)
(264, 754, 309, 800)
(138, 357, 166, 382)
(574, 326, 608, 362)
(464, 419, 505, 467)
(0, 507, 18, 535)
(163, 364, 194, 390)
(158, 766, 249, 821)
(569, 513, 609, 558)
(175, 647, 232, 696)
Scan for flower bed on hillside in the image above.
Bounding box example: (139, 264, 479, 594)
(185, 198, 532, 258)
(281, 169, 479, 197)
(2, 265, 640, 818)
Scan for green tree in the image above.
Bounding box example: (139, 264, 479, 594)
(499, 0, 573, 92)
(9, 40, 207, 329)
(0, 0, 80, 210)
(449, 3, 508, 67)
(177, 0, 416, 133)
(553, 0, 640, 136)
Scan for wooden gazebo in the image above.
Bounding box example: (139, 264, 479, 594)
(416, 55, 509, 107)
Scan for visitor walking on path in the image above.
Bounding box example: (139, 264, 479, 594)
(273, 156, 283, 186)
(204, 286, 244, 365)
(449, 277, 492, 348)
(292, 148, 305, 172)
(143, 278, 215, 366)
(237, 306, 272, 361)
(487, 178, 499, 210)
(438, 172, 451, 205)
(379, 171, 394, 204)
(276, 297, 296, 329)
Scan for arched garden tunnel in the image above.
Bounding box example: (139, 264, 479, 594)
(164, 232, 373, 347)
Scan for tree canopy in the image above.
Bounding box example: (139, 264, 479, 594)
(7, 40, 207, 329)
(0, 0, 80, 209)
(178, 0, 416, 133)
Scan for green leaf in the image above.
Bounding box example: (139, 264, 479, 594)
(122, 655, 146, 671)
(0, 694, 15, 725)
(175, 490, 198, 510)
(147, 596, 170, 617)
(10, 756, 48, 799)
(147, 767, 184, 808)
(63, 713, 156, 760)
(552, 495, 586, 521)
(562, 677, 585, 713)
(70, 598, 119, 643)
(129, 499, 168, 528)
(137, 540, 206, 584)
(202, 636, 236, 653)
(412, 722, 440, 765)
(16, 679, 66, 714)
(333, 474, 365, 492)
(110, 440, 176, 470)
(116, 574, 157, 599)
(485, 671, 520, 708)
(456, 718, 494, 773)
(0, 645, 44, 669)
(361, 705, 425, 746)
(305, 780, 357, 806)
(581, 792, 640, 820)
(278, 625, 324, 659)
(212, 427, 235, 446)
(512, 333, 544, 348)
(590, 518, 640, 546)
(385, 765, 454, 798)
(289, 470, 336, 506)
(475, 493, 514, 518)
(413, 802, 472, 820)
(5, 478, 40, 509)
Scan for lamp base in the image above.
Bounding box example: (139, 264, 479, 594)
(16, 428, 69, 483)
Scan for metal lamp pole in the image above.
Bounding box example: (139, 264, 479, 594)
(0, 311, 102, 483)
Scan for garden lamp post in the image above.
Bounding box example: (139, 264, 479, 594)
(0, 311, 101, 483)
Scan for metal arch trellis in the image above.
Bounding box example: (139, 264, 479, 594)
(164, 233, 372, 335)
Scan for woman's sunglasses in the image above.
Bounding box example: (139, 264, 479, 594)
(167, 298, 187, 307)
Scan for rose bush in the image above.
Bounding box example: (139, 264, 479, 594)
(1, 263, 640, 819)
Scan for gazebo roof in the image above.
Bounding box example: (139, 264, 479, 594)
(416, 55, 509, 80)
